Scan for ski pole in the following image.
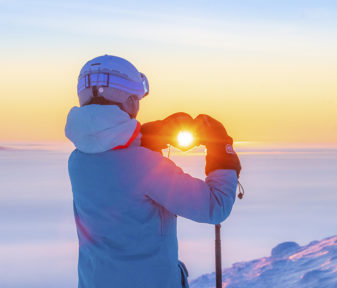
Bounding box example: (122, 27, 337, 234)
(215, 224, 222, 288)
(215, 182, 245, 288)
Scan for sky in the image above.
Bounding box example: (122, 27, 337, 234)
(0, 0, 336, 142)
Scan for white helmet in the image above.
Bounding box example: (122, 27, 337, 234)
(77, 55, 149, 106)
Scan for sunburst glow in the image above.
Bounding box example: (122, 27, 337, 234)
(177, 131, 194, 147)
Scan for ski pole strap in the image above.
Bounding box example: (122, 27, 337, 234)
(178, 260, 189, 288)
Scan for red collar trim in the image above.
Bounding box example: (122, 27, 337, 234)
(112, 121, 141, 150)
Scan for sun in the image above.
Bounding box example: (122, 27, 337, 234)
(177, 131, 194, 148)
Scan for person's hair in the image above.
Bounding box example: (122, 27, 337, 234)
(84, 97, 125, 114)
(84, 96, 117, 106)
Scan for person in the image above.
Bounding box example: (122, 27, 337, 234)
(65, 55, 241, 288)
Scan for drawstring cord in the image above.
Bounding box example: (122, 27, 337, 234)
(237, 180, 245, 199)
(167, 144, 171, 158)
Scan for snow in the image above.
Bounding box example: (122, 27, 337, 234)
(271, 241, 301, 258)
(190, 235, 337, 288)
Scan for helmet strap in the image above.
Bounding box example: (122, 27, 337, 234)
(92, 86, 98, 98)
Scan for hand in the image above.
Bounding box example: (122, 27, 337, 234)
(194, 114, 241, 177)
(194, 114, 233, 146)
(141, 112, 194, 152)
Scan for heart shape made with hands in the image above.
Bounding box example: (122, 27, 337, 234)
(160, 112, 199, 151)
(164, 113, 230, 152)
(141, 112, 227, 152)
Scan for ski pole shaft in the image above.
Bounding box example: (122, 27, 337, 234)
(215, 224, 222, 288)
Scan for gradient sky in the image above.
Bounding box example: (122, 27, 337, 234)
(0, 0, 336, 142)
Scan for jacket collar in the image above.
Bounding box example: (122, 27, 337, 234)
(65, 104, 140, 153)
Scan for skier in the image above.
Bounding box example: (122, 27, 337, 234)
(65, 55, 241, 288)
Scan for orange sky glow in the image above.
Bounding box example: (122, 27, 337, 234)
(0, 1, 336, 143)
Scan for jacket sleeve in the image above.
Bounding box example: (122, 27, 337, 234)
(143, 152, 237, 224)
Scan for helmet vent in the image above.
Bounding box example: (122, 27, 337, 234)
(91, 63, 101, 66)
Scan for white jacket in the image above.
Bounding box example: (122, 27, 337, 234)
(65, 105, 237, 288)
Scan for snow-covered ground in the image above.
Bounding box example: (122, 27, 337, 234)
(190, 234, 337, 288)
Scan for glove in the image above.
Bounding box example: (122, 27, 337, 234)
(195, 114, 241, 177)
(141, 112, 194, 152)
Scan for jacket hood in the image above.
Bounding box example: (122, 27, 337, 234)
(65, 105, 140, 153)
